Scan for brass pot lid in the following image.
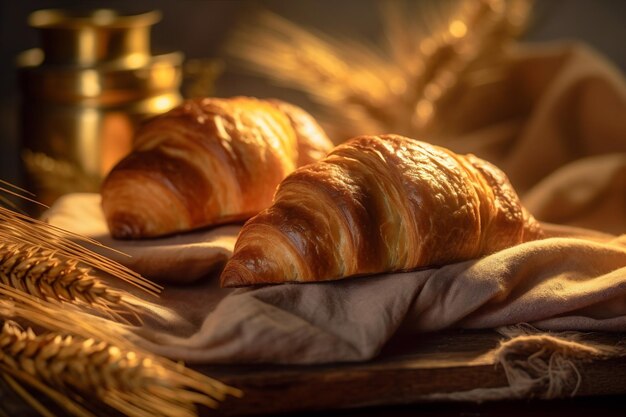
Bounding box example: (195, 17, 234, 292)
(28, 9, 161, 67)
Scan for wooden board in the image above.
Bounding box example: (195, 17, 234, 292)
(198, 330, 626, 416)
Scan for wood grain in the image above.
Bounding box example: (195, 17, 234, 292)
(198, 330, 626, 416)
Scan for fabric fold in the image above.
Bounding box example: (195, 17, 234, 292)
(124, 231, 626, 365)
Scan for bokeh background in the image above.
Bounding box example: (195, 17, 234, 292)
(1, 0, 625, 186)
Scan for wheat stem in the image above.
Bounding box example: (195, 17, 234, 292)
(2, 374, 57, 417)
(0, 357, 97, 417)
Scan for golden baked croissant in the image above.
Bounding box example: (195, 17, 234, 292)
(220, 134, 542, 287)
(101, 97, 333, 239)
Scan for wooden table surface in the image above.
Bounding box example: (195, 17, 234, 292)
(255, 395, 626, 417)
(199, 329, 626, 416)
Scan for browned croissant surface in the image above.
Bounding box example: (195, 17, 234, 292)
(220, 134, 542, 287)
(101, 97, 333, 239)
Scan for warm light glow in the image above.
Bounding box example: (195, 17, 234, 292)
(152, 95, 176, 112)
(78, 108, 100, 176)
(438, 70, 456, 89)
(389, 77, 407, 95)
(152, 63, 179, 87)
(415, 99, 434, 122)
(80, 69, 101, 97)
(77, 29, 97, 64)
(419, 39, 437, 55)
(424, 84, 442, 101)
(91, 9, 117, 25)
(449, 20, 467, 38)
(122, 52, 149, 68)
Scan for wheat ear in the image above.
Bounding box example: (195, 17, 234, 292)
(0, 241, 144, 323)
(0, 286, 242, 417)
(0, 321, 239, 417)
(0, 205, 161, 296)
(226, 0, 532, 139)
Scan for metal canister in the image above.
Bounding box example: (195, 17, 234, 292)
(17, 9, 182, 206)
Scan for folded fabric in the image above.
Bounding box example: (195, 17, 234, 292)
(44, 194, 626, 365)
(435, 42, 626, 235)
(522, 153, 626, 233)
(42, 193, 240, 284)
(136, 232, 626, 365)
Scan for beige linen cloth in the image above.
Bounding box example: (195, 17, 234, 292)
(44, 42, 626, 366)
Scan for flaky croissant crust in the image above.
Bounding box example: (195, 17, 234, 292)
(101, 97, 333, 239)
(221, 134, 542, 287)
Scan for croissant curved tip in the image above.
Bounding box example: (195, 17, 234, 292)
(219, 261, 253, 288)
(220, 247, 286, 287)
(107, 216, 143, 240)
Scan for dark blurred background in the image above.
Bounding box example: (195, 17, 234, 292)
(1, 0, 626, 187)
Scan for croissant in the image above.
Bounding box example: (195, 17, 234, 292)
(220, 134, 542, 287)
(101, 97, 333, 239)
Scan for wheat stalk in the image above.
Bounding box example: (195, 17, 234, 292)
(0, 241, 143, 323)
(0, 205, 161, 296)
(0, 321, 239, 417)
(0, 185, 162, 323)
(0, 186, 242, 415)
(0, 322, 238, 416)
(227, 0, 533, 140)
(0, 286, 242, 417)
(382, 0, 533, 134)
(227, 10, 400, 140)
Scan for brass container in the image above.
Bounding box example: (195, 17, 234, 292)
(18, 9, 183, 206)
